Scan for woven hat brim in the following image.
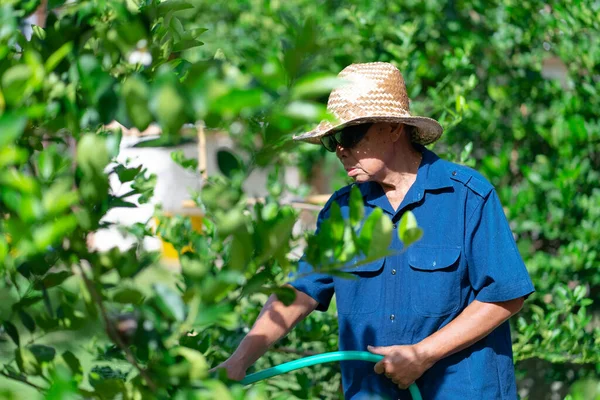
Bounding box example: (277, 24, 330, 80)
(293, 115, 443, 146)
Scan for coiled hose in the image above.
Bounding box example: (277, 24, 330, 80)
(240, 351, 422, 400)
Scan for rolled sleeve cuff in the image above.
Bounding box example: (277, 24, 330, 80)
(475, 279, 535, 303)
(289, 280, 332, 312)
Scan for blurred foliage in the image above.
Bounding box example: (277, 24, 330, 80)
(0, 0, 599, 399)
(0, 0, 417, 399)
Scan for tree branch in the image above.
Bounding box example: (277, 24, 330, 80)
(77, 265, 158, 392)
(0, 371, 46, 391)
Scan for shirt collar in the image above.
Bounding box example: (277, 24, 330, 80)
(359, 144, 453, 215)
(415, 144, 454, 191)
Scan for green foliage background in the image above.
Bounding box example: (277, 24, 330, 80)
(0, 0, 599, 399)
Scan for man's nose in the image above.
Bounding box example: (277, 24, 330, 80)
(335, 144, 347, 158)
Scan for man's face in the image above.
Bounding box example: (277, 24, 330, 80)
(334, 123, 401, 182)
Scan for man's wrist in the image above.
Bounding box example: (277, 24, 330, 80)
(415, 338, 443, 367)
(229, 351, 252, 370)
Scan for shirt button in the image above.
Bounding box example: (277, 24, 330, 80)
(391, 269, 397, 275)
(433, 261, 437, 267)
(390, 314, 395, 321)
(393, 223, 397, 229)
(452, 171, 457, 176)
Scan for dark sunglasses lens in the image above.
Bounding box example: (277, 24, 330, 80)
(339, 124, 370, 148)
(320, 124, 370, 152)
(320, 135, 337, 152)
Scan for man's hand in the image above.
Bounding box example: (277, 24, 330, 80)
(209, 358, 247, 381)
(368, 344, 434, 389)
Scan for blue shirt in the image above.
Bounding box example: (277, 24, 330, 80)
(290, 145, 535, 400)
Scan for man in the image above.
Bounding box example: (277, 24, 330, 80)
(216, 62, 534, 399)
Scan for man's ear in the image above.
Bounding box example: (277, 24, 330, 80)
(390, 123, 403, 142)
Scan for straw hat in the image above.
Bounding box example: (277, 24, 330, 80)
(293, 62, 443, 145)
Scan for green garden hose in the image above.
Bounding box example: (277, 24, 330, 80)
(240, 351, 422, 400)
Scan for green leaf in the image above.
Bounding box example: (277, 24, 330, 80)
(18, 311, 36, 334)
(37, 146, 59, 180)
(89, 366, 127, 398)
(263, 286, 296, 306)
(90, 366, 127, 381)
(77, 134, 110, 177)
(154, 283, 186, 321)
(211, 88, 264, 116)
(13, 294, 44, 310)
(319, 202, 345, 246)
(2, 321, 20, 346)
(16, 347, 38, 375)
(112, 288, 145, 305)
(32, 25, 46, 40)
(284, 101, 327, 121)
(0, 113, 27, 147)
(156, 0, 195, 16)
(45, 42, 73, 72)
(216, 149, 244, 178)
(108, 196, 137, 209)
(32, 215, 78, 252)
(131, 171, 156, 204)
(256, 209, 296, 263)
(103, 129, 122, 159)
(358, 208, 392, 258)
(34, 270, 71, 290)
(460, 142, 473, 164)
(42, 186, 79, 216)
(567, 115, 587, 142)
(0, 169, 38, 193)
(170, 347, 208, 380)
(398, 211, 422, 247)
(229, 230, 253, 271)
(29, 344, 56, 363)
(241, 269, 271, 297)
(291, 73, 343, 100)
(2, 65, 32, 105)
(77, 55, 114, 105)
(0, 146, 28, 168)
(349, 185, 364, 226)
(150, 80, 187, 136)
(214, 208, 245, 238)
(180, 255, 208, 279)
(194, 303, 235, 327)
(61, 351, 82, 377)
(122, 75, 153, 131)
(170, 150, 198, 171)
(172, 39, 204, 53)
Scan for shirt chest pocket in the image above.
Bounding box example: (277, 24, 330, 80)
(408, 245, 462, 317)
(334, 258, 385, 315)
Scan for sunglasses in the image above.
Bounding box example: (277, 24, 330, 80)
(320, 124, 372, 152)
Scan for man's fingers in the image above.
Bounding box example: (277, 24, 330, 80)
(367, 345, 389, 356)
(373, 360, 386, 375)
(397, 381, 414, 390)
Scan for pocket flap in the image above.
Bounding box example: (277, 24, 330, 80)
(408, 245, 461, 271)
(341, 255, 385, 273)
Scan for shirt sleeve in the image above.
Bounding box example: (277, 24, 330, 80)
(288, 204, 335, 312)
(465, 189, 535, 303)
